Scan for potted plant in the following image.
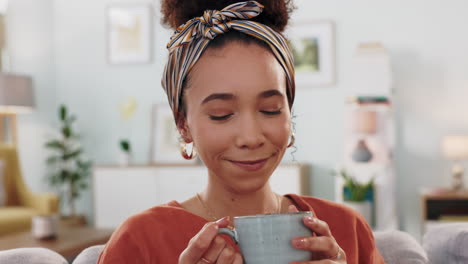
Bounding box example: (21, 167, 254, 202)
(333, 169, 374, 225)
(117, 97, 137, 166)
(45, 104, 92, 223)
(118, 139, 132, 166)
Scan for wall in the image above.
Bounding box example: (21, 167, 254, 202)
(13, 0, 468, 240)
(292, 0, 468, 240)
(7, 0, 56, 193)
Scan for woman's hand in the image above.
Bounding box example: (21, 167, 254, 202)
(179, 217, 243, 264)
(289, 205, 347, 264)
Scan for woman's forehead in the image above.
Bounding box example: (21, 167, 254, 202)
(187, 42, 287, 100)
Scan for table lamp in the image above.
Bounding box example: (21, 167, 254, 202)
(442, 135, 468, 192)
(351, 110, 377, 163)
(0, 73, 34, 145)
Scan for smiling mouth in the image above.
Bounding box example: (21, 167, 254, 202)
(228, 157, 270, 171)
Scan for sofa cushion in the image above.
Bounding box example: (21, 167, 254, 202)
(374, 230, 428, 264)
(423, 223, 468, 264)
(0, 206, 38, 235)
(0, 247, 67, 264)
(72, 245, 105, 264)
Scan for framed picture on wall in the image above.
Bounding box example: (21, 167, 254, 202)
(150, 104, 197, 164)
(107, 4, 153, 64)
(286, 21, 335, 87)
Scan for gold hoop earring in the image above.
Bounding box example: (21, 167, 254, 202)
(287, 133, 295, 148)
(180, 141, 197, 160)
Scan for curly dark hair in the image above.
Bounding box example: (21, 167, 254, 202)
(160, 0, 295, 33)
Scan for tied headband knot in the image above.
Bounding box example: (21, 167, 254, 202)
(167, 1, 264, 52)
(198, 10, 232, 40)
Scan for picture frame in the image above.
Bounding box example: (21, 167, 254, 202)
(107, 4, 153, 64)
(150, 104, 197, 164)
(286, 21, 335, 87)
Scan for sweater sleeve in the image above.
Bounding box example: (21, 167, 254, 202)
(355, 215, 386, 264)
(97, 219, 149, 264)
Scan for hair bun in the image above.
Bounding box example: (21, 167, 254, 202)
(161, 0, 295, 33)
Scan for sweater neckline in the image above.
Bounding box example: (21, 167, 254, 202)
(166, 193, 317, 222)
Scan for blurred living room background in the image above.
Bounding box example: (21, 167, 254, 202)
(1, 0, 468, 260)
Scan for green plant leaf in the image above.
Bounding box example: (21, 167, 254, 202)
(63, 149, 82, 160)
(48, 173, 60, 186)
(46, 156, 60, 164)
(338, 168, 374, 202)
(59, 170, 69, 181)
(62, 126, 72, 138)
(45, 140, 65, 150)
(120, 139, 131, 152)
(60, 105, 67, 121)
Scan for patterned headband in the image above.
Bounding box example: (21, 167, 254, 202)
(161, 1, 295, 123)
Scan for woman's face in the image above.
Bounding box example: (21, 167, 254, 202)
(181, 42, 291, 194)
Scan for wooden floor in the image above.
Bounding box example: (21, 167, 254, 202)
(0, 222, 113, 259)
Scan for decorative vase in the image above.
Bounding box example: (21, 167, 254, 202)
(118, 151, 132, 167)
(31, 215, 59, 240)
(351, 139, 373, 163)
(343, 201, 372, 225)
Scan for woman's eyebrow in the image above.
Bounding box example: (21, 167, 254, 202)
(201, 93, 235, 105)
(258, 89, 284, 99)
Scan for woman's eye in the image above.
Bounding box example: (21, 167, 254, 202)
(209, 114, 233, 121)
(261, 110, 282, 115)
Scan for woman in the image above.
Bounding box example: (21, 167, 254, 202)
(98, 1, 385, 263)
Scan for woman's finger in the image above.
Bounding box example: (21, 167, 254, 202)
(179, 217, 230, 263)
(302, 216, 332, 236)
(233, 252, 243, 264)
(290, 260, 339, 264)
(197, 236, 227, 264)
(290, 247, 346, 263)
(291, 236, 338, 255)
(216, 245, 237, 264)
(288, 204, 299, 212)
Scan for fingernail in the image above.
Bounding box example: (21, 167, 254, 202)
(215, 216, 230, 225)
(292, 238, 305, 248)
(305, 216, 315, 223)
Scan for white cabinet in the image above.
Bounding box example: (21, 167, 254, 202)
(93, 164, 309, 229)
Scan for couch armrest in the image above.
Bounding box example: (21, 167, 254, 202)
(25, 192, 59, 215)
(374, 230, 428, 264)
(423, 223, 468, 264)
(73, 245, 106, 264)
(0, 247, 67, 264)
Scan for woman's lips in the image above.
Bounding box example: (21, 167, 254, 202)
(229, 158, 268, 171)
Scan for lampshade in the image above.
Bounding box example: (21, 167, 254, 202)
(353, 110, 377, 134)
(442, 136, 468, 160)
(0, 73, 35, 114)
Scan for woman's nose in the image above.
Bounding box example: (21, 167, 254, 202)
(235, 114, 265, 149)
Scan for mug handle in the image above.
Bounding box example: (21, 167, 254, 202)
(218, 228, 239, 244)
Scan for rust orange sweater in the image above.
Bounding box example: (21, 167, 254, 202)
(98, 194, 385, 263)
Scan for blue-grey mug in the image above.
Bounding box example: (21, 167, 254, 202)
(218, 211, 313, 264)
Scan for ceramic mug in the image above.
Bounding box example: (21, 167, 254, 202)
(218, 211, 313, 264)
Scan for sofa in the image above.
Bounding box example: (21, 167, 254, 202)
(1, 223, 467, 263)
(0, 229, 430, 264)
(0, 144, 59, 236)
